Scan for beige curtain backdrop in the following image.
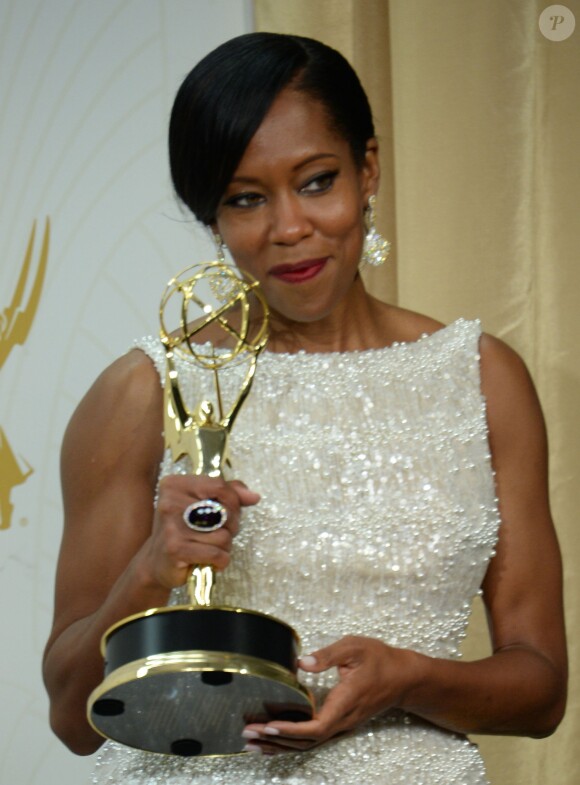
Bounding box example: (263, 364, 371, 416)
(254, 2, 579, 784)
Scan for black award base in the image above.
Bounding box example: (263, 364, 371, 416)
(88, 605, 314, 756)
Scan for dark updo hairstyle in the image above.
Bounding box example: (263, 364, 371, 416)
(169, 32, 375, 225)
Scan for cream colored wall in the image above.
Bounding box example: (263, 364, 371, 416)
(254, 1, 579, 784)
(0, 2, 251, 782)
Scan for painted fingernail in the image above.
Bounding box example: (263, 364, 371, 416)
(263, 727, 280, 736)
(243, 743, 263, 754)
(241, 729, 260, 740)
(300, 654, 317, 667)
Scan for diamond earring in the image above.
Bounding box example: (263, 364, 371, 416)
(212, 231, 226, 264)
(361, 195, 391, 267)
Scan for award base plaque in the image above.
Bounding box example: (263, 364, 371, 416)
(87, 263, 314, 755)
(88, 606, 313, 756)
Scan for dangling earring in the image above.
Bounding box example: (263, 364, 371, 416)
(209, 231, 235, 301)
(361, 195, 390, 267)
(212, 231, 226, 264)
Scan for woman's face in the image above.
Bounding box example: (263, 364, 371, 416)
(213, 88, 379, 327)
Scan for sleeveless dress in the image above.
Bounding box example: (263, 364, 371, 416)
(92, 319, 500, 785)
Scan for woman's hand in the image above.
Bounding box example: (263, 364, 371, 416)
(242, 635, 418, 754)
(139, 474, 260, 592)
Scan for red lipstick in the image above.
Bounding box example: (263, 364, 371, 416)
(269, 258, 327, 284)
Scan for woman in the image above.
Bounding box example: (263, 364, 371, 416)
(43, 33, 567, 785)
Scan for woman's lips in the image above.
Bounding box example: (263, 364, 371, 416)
(269, 258, 327, 283)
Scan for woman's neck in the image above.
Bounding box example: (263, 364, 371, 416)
(265, 280, 393, 354)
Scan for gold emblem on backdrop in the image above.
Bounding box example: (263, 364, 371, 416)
(0, 218, 50, 530)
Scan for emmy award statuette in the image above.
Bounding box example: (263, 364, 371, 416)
(87, 263, 314, 756)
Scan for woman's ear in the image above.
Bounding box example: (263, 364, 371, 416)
(360, 137, 380, 203)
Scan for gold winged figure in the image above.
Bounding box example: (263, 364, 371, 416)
(0, 218, 50, 529)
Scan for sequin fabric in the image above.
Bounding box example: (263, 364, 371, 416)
(92, 319, 499, 785)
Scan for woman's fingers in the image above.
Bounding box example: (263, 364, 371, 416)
(144, 473, 260, 586)
(241, 636, 413, 753)
(229, 479, 261, 507)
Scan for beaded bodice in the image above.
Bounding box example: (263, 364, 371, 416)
(93, 319, 499, 785)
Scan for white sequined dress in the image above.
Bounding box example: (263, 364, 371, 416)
(92, 319, 500, 785)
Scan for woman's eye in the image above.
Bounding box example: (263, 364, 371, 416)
(301, 171, 338, 194)
(223, 192, 264, 208)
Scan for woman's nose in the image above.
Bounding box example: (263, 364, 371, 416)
(268, 195, 313, 245)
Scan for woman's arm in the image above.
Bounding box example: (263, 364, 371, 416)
(43, 350, 259, 754)
(401, 332, 567, 736)
(242, 334, 567, 752)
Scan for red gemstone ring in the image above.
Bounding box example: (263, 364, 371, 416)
(183, 499, 228, 532)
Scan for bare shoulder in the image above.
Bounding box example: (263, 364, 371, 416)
(477, 333, 548, 472)
(62, 348, 164, 487)
(479, 332, 532, 386)
(76, 349, 161, 403)
(478, 333, 542, 418)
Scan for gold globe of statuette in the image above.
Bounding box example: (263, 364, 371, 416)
(159, 261, 270, 483)
(159, 262, 269, 371)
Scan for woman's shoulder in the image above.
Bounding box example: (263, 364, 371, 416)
(62, 347, 164, 476)
(376, 305, 532, 380)
(384, 308, 544, 444)
(82, 347, 162, 413)
(478, 333, 541, 427)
